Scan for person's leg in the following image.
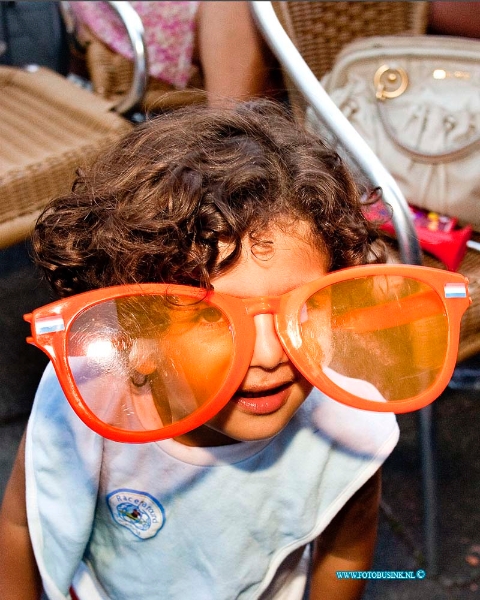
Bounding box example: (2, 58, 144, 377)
(196, 1, 279, 107)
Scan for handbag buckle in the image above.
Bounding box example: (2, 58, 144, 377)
(374, 65, 409, 100)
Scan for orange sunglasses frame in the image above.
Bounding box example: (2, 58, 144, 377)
(25, 264, 471, 443)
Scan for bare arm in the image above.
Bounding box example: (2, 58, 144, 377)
(309, 469, 382, 600)
(196, 1, 277, 107)
(0, 432, 42, 600)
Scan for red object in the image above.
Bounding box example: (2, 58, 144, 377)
(366, 202, 473, 271)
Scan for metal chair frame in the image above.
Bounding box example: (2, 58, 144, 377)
(61, 0, 206, 115)
(60, 0, 148, 115)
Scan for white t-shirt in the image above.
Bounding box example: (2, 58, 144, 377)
(26, 363, 399, 600)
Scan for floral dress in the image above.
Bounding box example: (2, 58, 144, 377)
(70, 1, 200, 88)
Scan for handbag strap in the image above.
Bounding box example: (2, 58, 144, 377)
(377, 101, 480, 164)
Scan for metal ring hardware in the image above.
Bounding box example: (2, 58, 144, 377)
(374, 65, 409, 100)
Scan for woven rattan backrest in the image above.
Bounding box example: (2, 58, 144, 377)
(84, 28, 205, 112)
(0, 66, 132, 248)
(274, 1, 428, 119)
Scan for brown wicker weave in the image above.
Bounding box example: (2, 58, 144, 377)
(450, 242, 480, 362)
(275, 1, 428, 79)
(84, 27, 206, 112)
(0, 66, 132, 249)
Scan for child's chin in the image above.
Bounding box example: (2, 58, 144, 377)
(207, 410, 295, 444)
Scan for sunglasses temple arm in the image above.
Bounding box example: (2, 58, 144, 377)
(332, 289, 442, 333)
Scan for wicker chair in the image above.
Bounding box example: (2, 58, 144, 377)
(0, 65, 132, 249)
(1, 2, 164, 249)
(82, 28, 206, 113)
(277, 2, 427, 68)
(251, 0, 480, 576)
(62, 1, 206, 115)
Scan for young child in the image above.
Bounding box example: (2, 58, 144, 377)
(0, 100, 467, 600)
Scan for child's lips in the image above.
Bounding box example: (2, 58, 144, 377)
(232, 381, 294, 415)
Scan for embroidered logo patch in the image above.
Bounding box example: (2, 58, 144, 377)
(107, 489, 166, 539)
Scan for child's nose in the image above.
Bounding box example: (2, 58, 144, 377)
(250, 314, 287, 370)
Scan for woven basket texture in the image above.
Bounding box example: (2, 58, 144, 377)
(85, 31, 206, 112)
(0, 66, 132, 248)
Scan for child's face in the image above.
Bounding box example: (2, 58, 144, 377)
(175, 223, 329, 447)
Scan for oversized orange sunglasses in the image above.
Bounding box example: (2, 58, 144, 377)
(25, 264, 471, 443)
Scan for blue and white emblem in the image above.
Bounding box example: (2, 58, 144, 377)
(107, 489, 166, 539)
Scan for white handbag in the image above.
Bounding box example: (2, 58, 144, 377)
(308, 35, 480, 230)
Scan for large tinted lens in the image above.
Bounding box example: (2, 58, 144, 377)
(66, 294, 235, 431)
(301, 275, 448, 403)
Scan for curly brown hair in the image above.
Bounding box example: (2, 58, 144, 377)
(32, 100, 385, 297)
